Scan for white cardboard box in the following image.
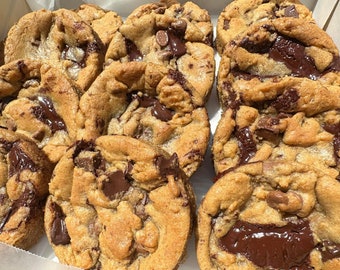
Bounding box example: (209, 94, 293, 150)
(0, 0, 339, 269)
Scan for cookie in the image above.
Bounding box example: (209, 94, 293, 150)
(0, 128, 53, 249)
(77, 61, 210, 177)
(216, 0, 314, 54)
(4, 8, 104, 92)
(212, 105, 340, 179)
(45, 135, 195, 270)
(197, 161, 340, 269)
(75, 4, 123, 50)
(216, 19, 340, 112)
(0, 59, 80, 163)
(106, 0, 215, 106)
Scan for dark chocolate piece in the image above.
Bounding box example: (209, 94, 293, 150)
(271, 88, 299, 113)
(102, 170, 131, 200)
(255, 116, 281, 145)
(125, 39, 143, 62)
(50, 202, 71, 245)
(235, 126, 257, 164)
(8, 141, 38, 177)
(154, 153, 180, 178)
(269, 35, 320, 79)
(284, 5, 299, 18)
(31, 96, 67, 134)
(133, 94, 174, 122)
(219, 219, 315, 269)
(323, 122, 340, 166)
(317, 240, 340, 262)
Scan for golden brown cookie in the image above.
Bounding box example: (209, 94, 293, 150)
(45, 135, 195, 270)
(212, 106, 340, 179)
(77, 61, 210, 177)
(4, 8, 104, 92)
(0, 59, 80, 163)
(106, 0, 215, 106)
(216, 0, 314, 54)
(197, 161, 340, 269)
(0, 128, 53, 249)
(216, 19, 340, 112)
(75, 4, 123, 50)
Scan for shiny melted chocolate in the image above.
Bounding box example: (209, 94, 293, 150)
(268, 35, 320, 79)
(31, 96, 67, 134)
(8, 141, 38, 177)
(219, 219, 315, 269)
(125, 39, 143, 61)
(50, 202, 71, 245)
(235, 126, 257, 165)
(133, 93, 174, 121)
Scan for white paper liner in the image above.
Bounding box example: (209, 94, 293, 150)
(0, 242, 80, 270)
(1, 0, 339, 269)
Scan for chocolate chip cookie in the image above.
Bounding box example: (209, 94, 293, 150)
(217, 19, 340, 112)
(4, 8, 104, 92)
(77, 61, 210, 177)
(106, 0, 215, 106)
(0, 128, 53, 249)
(216, 0, 314, 55)
(0, 59, 80, 163)
(45, 135, 195, 270)
(212, 106, 340, 179)
(197, 161, 340, 269)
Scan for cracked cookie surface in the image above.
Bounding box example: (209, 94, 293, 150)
(4, 8, 105, 92)
(45, 135, 195, 270)
(77, 61, 210, 177)
(212, 105, 340, 179)
(106, 1, 215, 106)
(0, 128, 53, 249)
(197, 161, 340, 269)
(216, 0, 314, 55)
(0, 59, 80, 163)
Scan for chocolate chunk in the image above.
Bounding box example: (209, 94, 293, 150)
(74, 152, 105, 175)
(51, 202, 71, 245)
(317, 240, 340, 262)
(222, 81, 240, 115)
(269, 35, 320, 79)
(240, 37, 274, 54)
(0, 96, 16, 113)
(235, 126, 257, 164)
(284, 5, 299, 18)
(167, 29, 187, 58)
(8, 141, 38, 177)
(154, 153, 180, 178)
(271, 88, 299, 113)
(219, 219, 315, 269)
(156, 30, 169, 47)
(170, 19, 187, 34)
(125, 39, 143, 62)
(325, 56, 340, 73)
(31, 96, 67, 134)
(168, 69, 186, 87)
(102, 170, 131, 200)
(72, 140, 96, 160)
(255, 116, 281, 145)
(223, 19, 230, 30)
(132, 93, 174, 121)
